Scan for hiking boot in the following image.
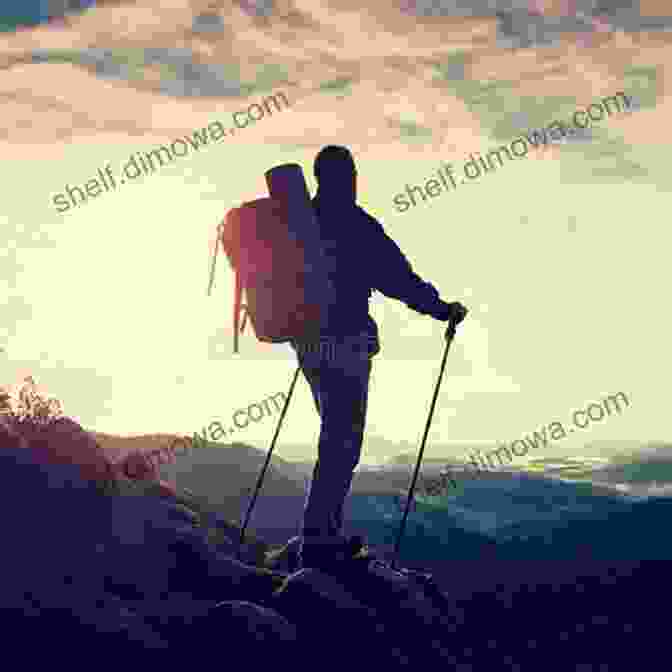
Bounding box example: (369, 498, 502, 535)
(298, 535, 376, 574)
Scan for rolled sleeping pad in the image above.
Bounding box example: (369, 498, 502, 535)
(264, 163, 336, 312)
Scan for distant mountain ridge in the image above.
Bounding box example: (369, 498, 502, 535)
(89, 429, 672, 557)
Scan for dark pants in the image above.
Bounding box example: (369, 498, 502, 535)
(291, 333, 377, 555)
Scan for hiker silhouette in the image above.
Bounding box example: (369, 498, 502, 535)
(291, 145, 467, 570)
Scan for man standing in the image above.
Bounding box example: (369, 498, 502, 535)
(291, 145, 467, 572)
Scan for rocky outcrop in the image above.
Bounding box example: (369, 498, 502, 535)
(2, 380, 667, 669)
(0, 392, 462, 668)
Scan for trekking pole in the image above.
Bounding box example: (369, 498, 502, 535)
(237, 365, 302, 559)
(391, 319, 459, 570)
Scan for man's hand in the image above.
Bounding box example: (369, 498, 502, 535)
(432, 301, 468, 325)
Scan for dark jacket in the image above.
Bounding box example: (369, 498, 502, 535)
(307, 191, 445, 354)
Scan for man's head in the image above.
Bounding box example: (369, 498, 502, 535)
(314, 145, 357, 201)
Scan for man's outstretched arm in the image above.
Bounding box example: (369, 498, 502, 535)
(364, 212, 465, 322)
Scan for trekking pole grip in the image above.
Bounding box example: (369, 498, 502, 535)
(445, 318, 458, 342)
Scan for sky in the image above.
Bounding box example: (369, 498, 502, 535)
(1, 1, 669, 464)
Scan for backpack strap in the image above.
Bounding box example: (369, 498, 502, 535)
(213, 211, 250, 355)
(233, 265, 249, 354)
(233, 268, 242, 354)
(241, 301, 249, 334)
(207, 221, 223, 298)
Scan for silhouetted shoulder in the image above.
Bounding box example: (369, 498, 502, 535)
(355, 205, 385, 236)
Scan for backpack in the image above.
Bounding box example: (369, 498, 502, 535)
(208, 163, 334, 354)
